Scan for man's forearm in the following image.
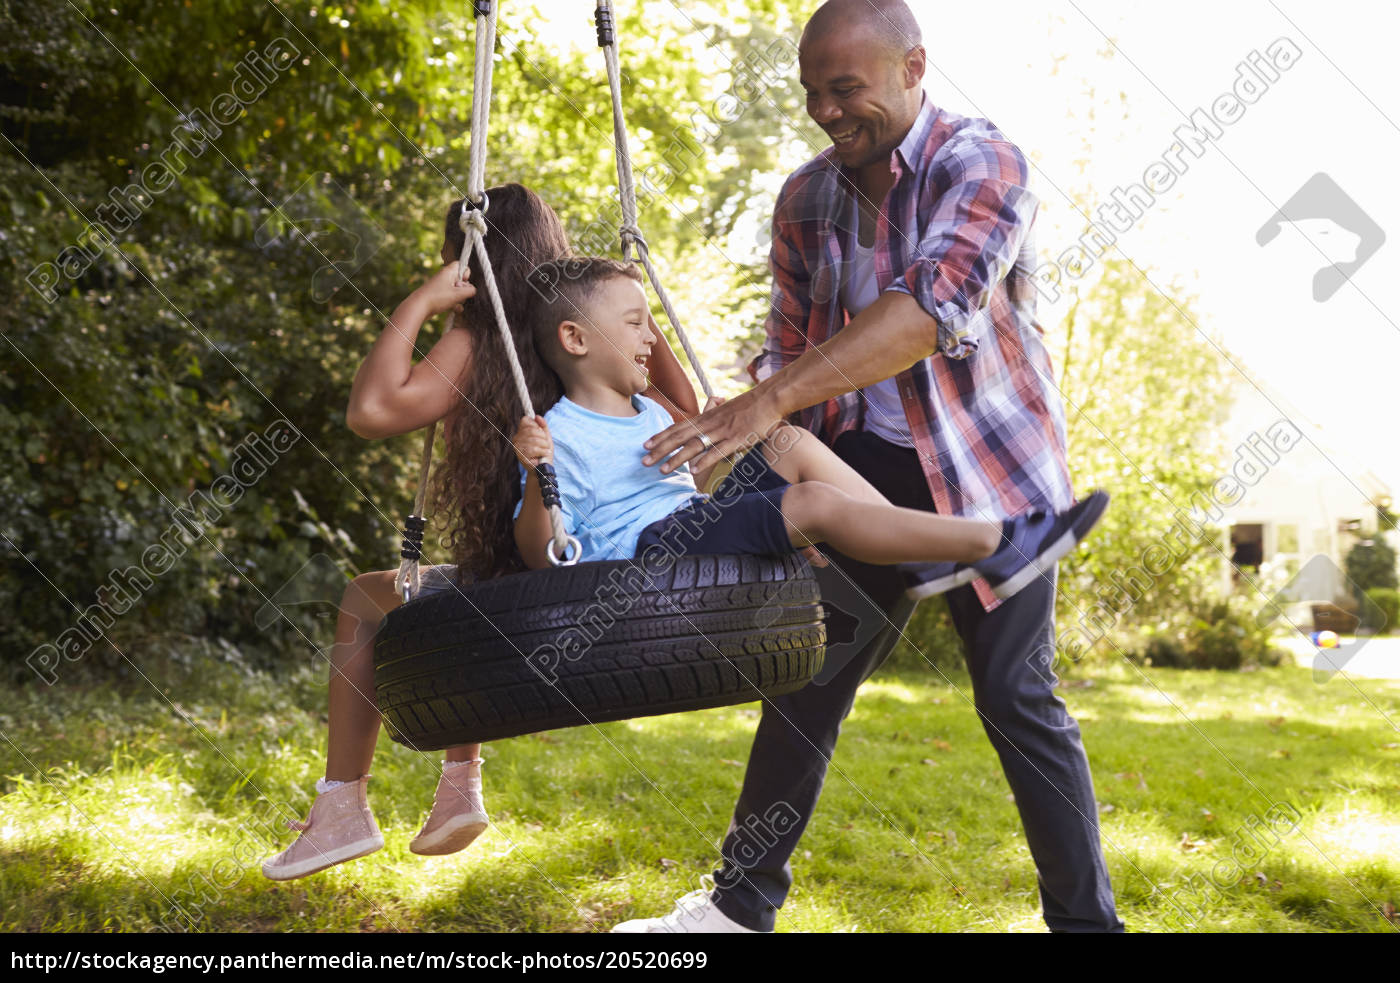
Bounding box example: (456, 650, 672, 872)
(756, 291, 940, 418)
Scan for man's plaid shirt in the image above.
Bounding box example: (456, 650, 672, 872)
(748, 94, 1074, 610)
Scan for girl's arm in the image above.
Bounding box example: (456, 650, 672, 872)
(639, 313, 700, 424)
(346, 264, 477, 439)
(511, 415, 558, 570)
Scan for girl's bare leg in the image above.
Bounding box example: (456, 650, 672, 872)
(779, 481, 1002, 565)
(325, 569, 479, 782)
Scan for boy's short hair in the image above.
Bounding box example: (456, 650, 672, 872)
(524, 257, 644, 370)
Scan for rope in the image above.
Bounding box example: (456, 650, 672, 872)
(595, 1, 714, 402)
(595, 1, 734, 494)
(396, 1, 579, 602)
(466, 0, 496, 205)
(392, 420, 438, 601)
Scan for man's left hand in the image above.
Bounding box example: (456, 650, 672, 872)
(643, 386, 784, 475)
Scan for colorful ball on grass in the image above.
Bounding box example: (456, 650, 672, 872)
(1310, 630, 1340, 649)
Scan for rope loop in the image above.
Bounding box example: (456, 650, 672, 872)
(459, 206, 489, 238)
(619, 223, 647, 261)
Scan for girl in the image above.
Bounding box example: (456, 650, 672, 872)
(262, 185, 699, 880)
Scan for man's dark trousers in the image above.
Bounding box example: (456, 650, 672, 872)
(710, 429, 1124, 932)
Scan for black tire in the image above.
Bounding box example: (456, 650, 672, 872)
(374, 552, 825, 749)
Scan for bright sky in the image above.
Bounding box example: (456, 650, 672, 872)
(514, 0, 1400, 493)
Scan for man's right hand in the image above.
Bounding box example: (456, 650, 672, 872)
(413, 262, 477, 317)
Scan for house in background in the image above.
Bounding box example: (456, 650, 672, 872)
(1215, 376, 1394, 608)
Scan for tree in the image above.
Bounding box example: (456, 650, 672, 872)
(1052, 257, 1238, 662)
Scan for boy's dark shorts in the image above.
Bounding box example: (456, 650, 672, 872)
(633, 444, 793, 558)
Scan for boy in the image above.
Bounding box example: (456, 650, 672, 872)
(512, 257, 1105, 593)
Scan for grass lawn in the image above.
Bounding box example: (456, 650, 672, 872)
(1, 651, 1397, 933)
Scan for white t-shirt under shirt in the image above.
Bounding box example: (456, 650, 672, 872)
(841, 202, 917, 448)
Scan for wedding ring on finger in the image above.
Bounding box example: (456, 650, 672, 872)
(696, 432, 715, 452)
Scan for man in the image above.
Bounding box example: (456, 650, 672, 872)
(614, 0, 1123, 933)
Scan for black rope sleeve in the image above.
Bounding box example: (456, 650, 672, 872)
(474, 0, 492, 17)
(535, 463, 562, 510)
(400, 514, 426, 561)
(594, 3, 614, 47)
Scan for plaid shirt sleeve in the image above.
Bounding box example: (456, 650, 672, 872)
(747, 174, 811, 385)
(886, 135, 1039, 360)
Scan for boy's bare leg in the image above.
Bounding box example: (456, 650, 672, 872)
(761, 425, 890, 505)
(779, 481, 1001, 566)
(326, 569, 479, 782)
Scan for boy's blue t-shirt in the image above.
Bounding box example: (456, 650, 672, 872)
(514, 394, 702, 561)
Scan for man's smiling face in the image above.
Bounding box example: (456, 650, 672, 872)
(798, 23, 924, 172)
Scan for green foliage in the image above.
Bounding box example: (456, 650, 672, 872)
(1054, 258, 1238, 656)
(0, 0, 808, 674)
(1138, 599, 1285, 671)
(1362, 588, 1399, 634)
(1345, 539, 1398, 594)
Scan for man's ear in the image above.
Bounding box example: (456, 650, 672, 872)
(903, 45, 926, 89)
(558, 319, 588, 357)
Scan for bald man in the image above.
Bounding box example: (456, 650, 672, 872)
(616, 0, 1123, 933)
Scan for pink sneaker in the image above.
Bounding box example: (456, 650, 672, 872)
(409, 761, 488, 856)
(261, 776, 384, 881)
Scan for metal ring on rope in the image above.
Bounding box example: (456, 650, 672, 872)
(545, 534, 583, 567)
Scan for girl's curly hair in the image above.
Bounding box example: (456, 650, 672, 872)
(432, 184, 571, 583)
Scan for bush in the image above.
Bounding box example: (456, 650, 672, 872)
(1362, 588, 1400, 634)
(1135, 598, 1285, 670)
(1141, 634, 1188, 669)
(1345, 539, 1398, 593)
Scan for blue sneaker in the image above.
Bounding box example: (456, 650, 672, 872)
(898, 561, 979, 601)
(973, 491, 1110, 600)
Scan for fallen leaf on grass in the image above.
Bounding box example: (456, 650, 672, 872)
(720, 759, 743, 768)
(1383, 902, 1397, 924)
(920, 758, 939, 766)
(1268, 749, 1292, 759)
(1380, 744, 1398, 751)
(1201, 809, 1216, 823)
(1267, 716, 1286, 730)
(1097, 801, 1115, 815)
(1179, 832, 1210, 853)
(658, 857, 678, 871)
(929, 739, 952, 752)
(1114, 771, 1148, 791)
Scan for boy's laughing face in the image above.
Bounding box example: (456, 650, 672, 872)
(572, 275, 654, 396)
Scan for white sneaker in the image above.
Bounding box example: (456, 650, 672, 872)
(610, 887, 766, 934)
